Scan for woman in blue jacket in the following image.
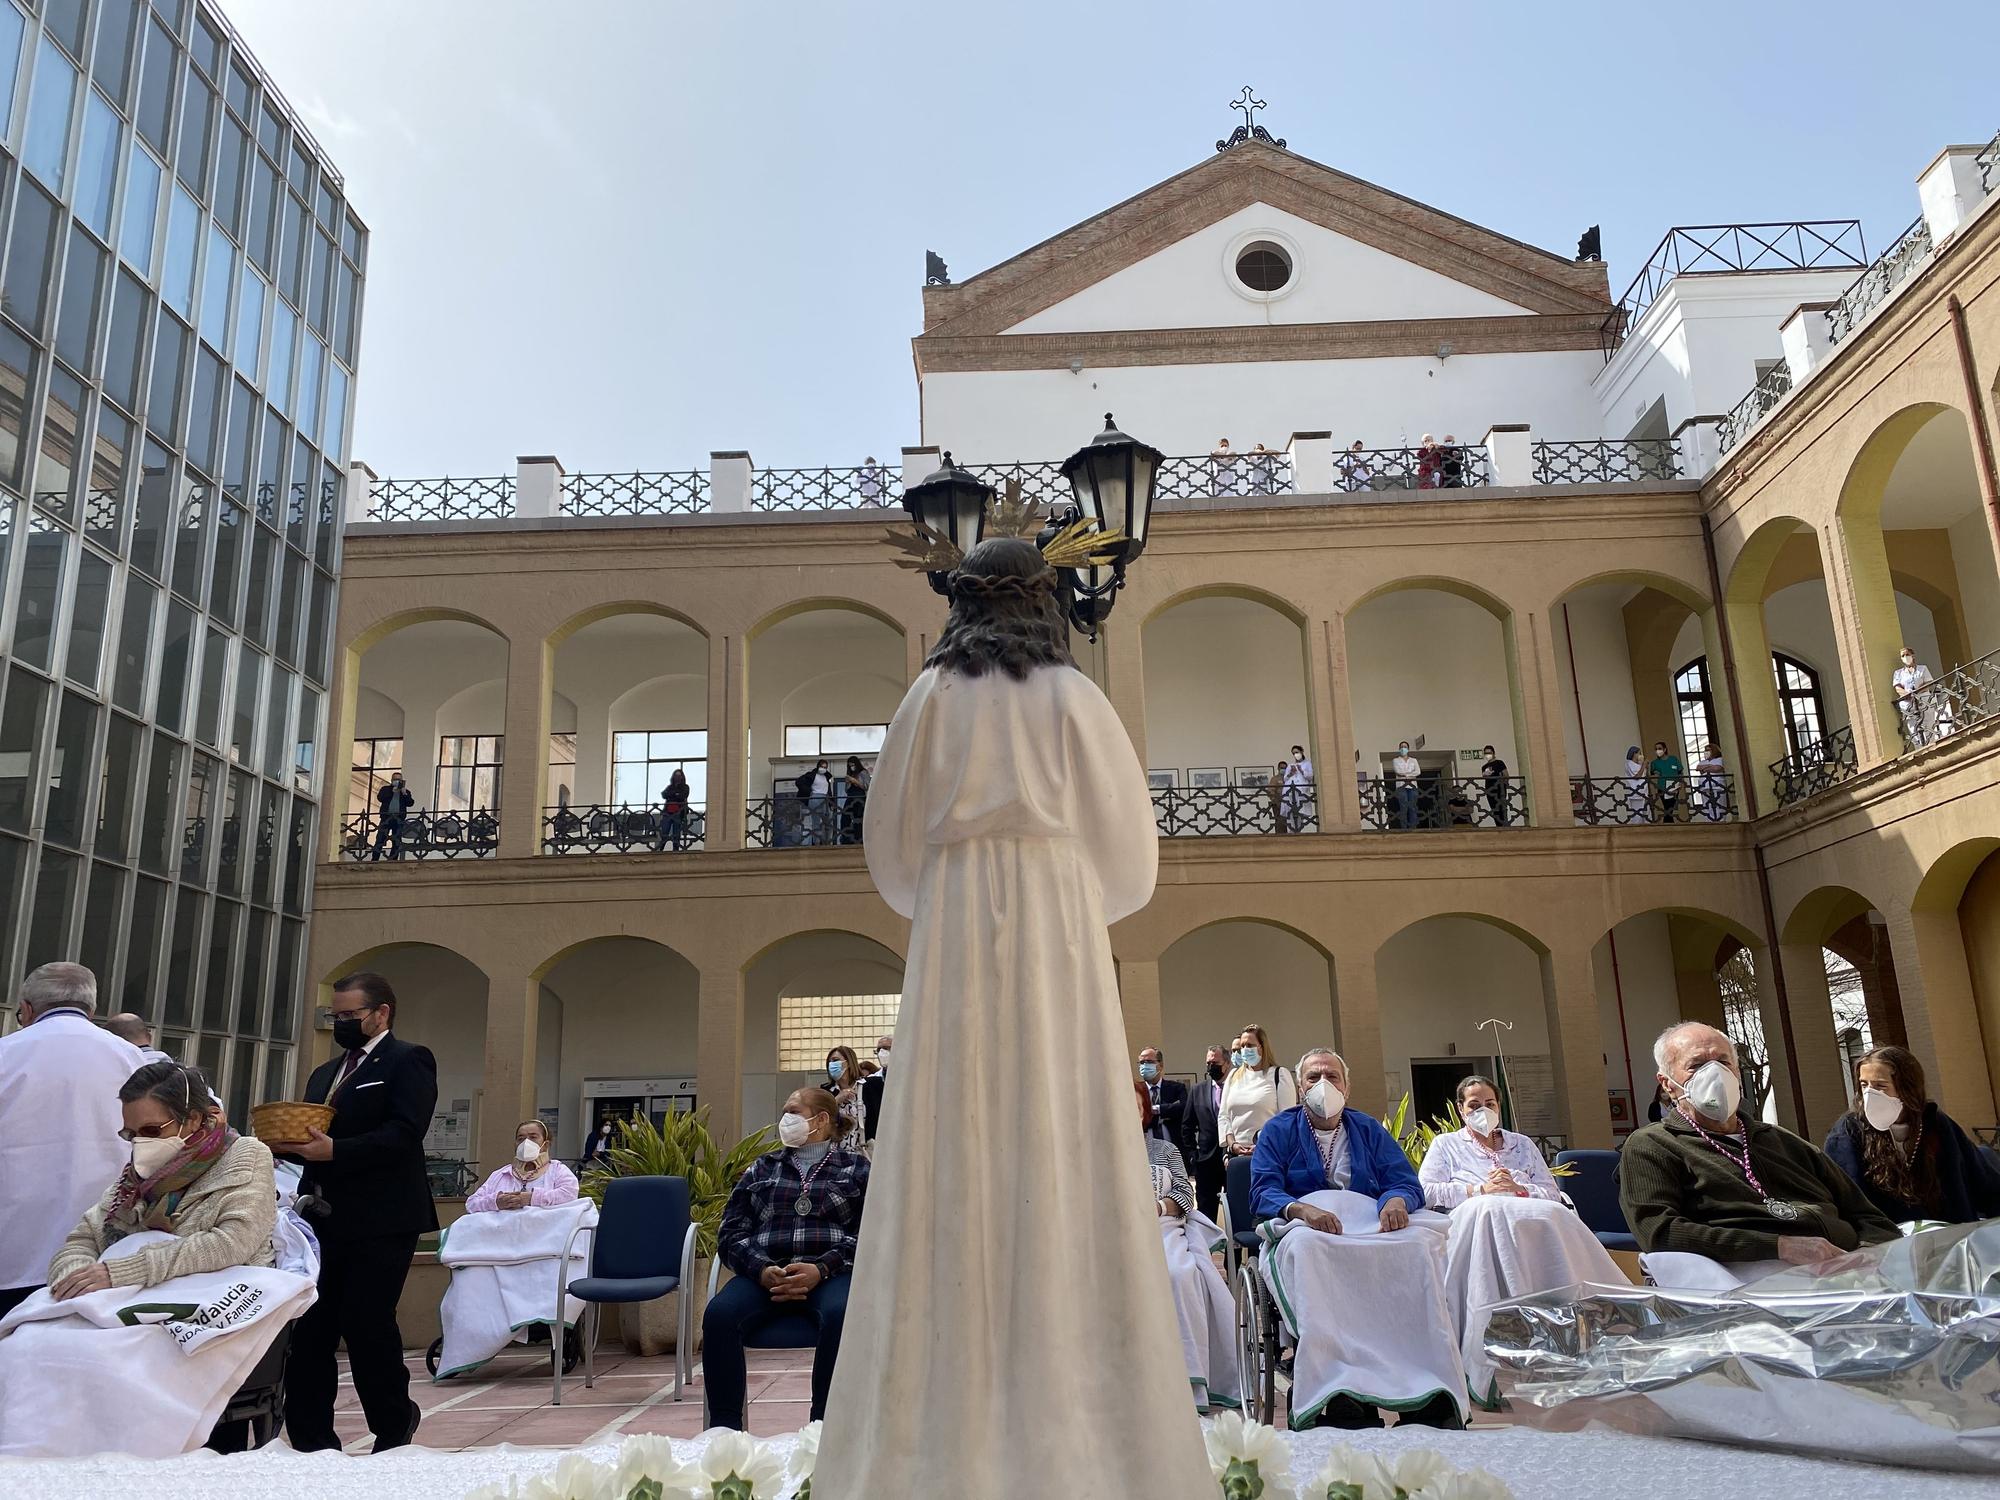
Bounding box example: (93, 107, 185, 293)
(1824, 1045, 2000, 1226)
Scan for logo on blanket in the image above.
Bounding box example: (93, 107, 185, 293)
(118, 1280, 274, 1350)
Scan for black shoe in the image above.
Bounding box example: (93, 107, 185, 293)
(373, 1399, 421, 1453)
(1315, 1395, 1385, 1430)
(1398, 1392, 1465, 1430)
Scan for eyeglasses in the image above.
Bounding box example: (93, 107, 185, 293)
(329, 1002, 378, 1022)
(118, 1119, 190, 1142)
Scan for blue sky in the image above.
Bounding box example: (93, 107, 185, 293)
(226, 0, 1995, 479)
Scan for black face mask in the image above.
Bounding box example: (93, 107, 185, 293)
(1207, 1061, 1226, 1082)
(332, 1016, 370, 1051)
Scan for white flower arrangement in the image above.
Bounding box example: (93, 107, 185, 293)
(460, 1429, 803, 1500)
(1308, 1443, 1514, 1500)
(1204, 1411, 1293, 1498)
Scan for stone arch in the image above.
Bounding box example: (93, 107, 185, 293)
(1141, 582, 1310, 629)
(747, 597, 909, 642)
(1909, 840, 2000, 1126)
(1156, 917, 1338, 1082)
(1349, 575, 1512, 620)
(553, 607, 710, 810)
(1721, 516, 1850, 787)
(548, 599, 710, 649)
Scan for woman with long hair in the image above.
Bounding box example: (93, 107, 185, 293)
(838, 756, 869, 845)
(824, 1045, 866, 1150)
(1220, 1022, 1297, 1158)
(1824, 1045, 2000, 1225)
(815, 537, 1212, 1496)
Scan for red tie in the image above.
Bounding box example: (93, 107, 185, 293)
(334, 1048, 364, 1088)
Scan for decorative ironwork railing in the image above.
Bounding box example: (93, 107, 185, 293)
(1716, 362, 1795, 453)
(372, 475, 516, 523)
(752, 465, 903, 511)
(1157, 451, 1294, 500)
(1334, 445, 1493, 493)
(1600, 221, 1867, 360)
(959, 460, 1070, 509)
(543, 803, 707, 854)
(338, 808, 499, 860)
(1570, 773, 1736, 825)
(1826, 214, 1933, 345)
(1531, 438, 1683, 485)
(562, 470, 709, 517)
(745, 794, 868, 849)
(1978, 127, 2000, 195)
(1770, 725, 1858, 808)
(1360, 776, 1527, 829)
(1894, 648, 2000, 753)
(1150, 785, 1318, 836)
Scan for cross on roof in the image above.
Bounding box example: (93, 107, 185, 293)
(1216, 86, 1286, 154)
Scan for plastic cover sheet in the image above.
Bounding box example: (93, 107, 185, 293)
(1481, 1220, 2000, 1472)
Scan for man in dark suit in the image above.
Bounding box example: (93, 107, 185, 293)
(1180, 1045, 1228, 1221)
(372, 772, 415, 861)
(860, 1034, 891, 1142)
(280, 971, 439, 1453)
(1137, 1047, 1188, 1158)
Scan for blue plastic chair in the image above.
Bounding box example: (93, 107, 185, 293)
(556, 1176, 697, 1404)
(1552, 1148, 1638, 1253)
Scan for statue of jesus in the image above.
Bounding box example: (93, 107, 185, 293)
(813, 537, 1214, 1497)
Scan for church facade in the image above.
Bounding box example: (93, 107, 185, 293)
(308, 127, 2000, 1177)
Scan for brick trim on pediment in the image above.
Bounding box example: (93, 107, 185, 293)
(918, 141, 1612, 340)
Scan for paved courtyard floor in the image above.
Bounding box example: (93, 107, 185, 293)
(331, 1344, 812, 1452)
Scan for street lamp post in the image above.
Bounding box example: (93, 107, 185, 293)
(1048, 413, 1163, 638)
(901, 451, 995, 596)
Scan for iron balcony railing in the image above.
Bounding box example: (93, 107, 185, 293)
(1977, 125, 2000, 196)
(1570, 773, 1736, 825)
(1531, 438, 1683, 485)
(338, 808, 499, 860)
(752, 465, 903, 511)
(1825, 213, 1933, 345)
(1895, 648, 2000, 753)
(1771, 725, 1859, 808)
(543, 803, 708, 854)
(1151, 785, 1319, 837)
(1361, 776, 1527, 830)
(372, 475, 516, 523)
(1160, 451, 1294, 499)
(960, 460, 1071, 509)
(1599, 221, 1867, 360)
(1716, 362, 1795, 453)
(562, 471, 710, 517)
(1334, 444, 1493, 493)
(745, 793, 868, 850)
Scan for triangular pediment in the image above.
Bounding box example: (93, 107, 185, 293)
(920, 141, 1609, 340)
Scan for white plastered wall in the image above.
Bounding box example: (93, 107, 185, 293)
(356, 944, 489, 1159)
(1346, 591, 1518, 772)
(539, 937, 700, 1158)
(1553, 583, 1649, 777)
(1157, 923, 1337, 1085)
(747, 614, 905, 798)
(553, 618, 708, 806)
(1592, 915, 1681, 1101)
(1376, 918, 1546, 1104)
(1142, 597, 1310, 780)
(354, 622, 508, 812)
(1948, 510, 2000, 662)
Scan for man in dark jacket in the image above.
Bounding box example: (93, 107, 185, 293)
(860, 1034, 891, 1142)
(794, 761, 833, 845)
(1137, 1047, 1187, 1153)
(280, 971, 439, 1452)
(1180, 1045, 1228, 1220)
(372, 772, 415, 860)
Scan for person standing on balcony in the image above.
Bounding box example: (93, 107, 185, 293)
(1415, 435, 1443, 489)
(1439, 436, 1466, 489)
(1479, 745, 1509, 827)
(839, 756, 870, 845)
(1392, 742, 1422, 830)
(859, 456, 883, 505)
(1209, 437, 1241, 496)
(1266, 763, 1287, 833)
(371, 771, 414, 861)
(1283, 744, 1315, 832)
(655, 768, 692, 852)
(1694, 742, 1729, 820)
(1624, 746, 1649, 824)
(1248, 442, 1278, 494)
(796, 759, 834, 846)
(1892, 645, 1938, 748)
(1649, 740, 1685, 823)
(1339, 441, 1372, 492)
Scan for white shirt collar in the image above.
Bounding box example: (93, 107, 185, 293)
(352, 1027, 390, 1060)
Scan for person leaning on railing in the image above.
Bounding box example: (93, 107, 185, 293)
(1694, 742, 1728, 821)
(1648, 741, 1685, 822)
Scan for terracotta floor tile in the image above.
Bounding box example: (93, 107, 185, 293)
(451, 1381, 557, 1410)
(484, 1406, 625, 1447)
(745, 1400, 813, 1436)
(410, 1411, 518, 1452)
(757, 1372, 817, 1402)
(618, 1404, 712, 1439)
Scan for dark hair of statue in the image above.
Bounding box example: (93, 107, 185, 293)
(925, 538, 1075, 681)
(1853, 1044, 1937, 1213)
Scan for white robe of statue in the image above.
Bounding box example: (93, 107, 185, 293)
(814, 664, 1213, 1499)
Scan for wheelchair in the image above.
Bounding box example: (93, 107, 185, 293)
(427, 1322, 583, 1379)
(203, 1324, 294, 1453)
(1223, 1155, 1282, 1425)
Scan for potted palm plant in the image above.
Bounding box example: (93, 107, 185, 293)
(580, 1107, 774, 1356)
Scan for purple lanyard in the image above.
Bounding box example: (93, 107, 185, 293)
(1676, 1105, 1769, 1198)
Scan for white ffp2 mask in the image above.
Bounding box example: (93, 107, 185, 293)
(1861, 1087, 1904, 1131)
(777, 1113, 812, 1148)
(1305, 1079, 1345, 1122)
(1680, 1060, 1741, 1122)
(131, 1133, 187, 1179)
(1465, 1107, 1499, 1136)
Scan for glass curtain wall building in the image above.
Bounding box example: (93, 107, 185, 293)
(0, 0, 363, 1123)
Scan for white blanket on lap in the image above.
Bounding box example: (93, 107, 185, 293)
(0, 1230, 315, 1457)
(1445, 1194, 1628, 1405)
(436, 1200, 596, 1379)
(1257, 1189, 1463, 1429)
(1160, 1210, 1239, 1411)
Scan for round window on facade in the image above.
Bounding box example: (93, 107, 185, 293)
(1234, 240, 1293, 293)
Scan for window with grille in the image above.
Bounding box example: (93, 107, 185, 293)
(1773, 653, 1826, 758)
(777, 993, 901, 1073)
(547, 732, 576, 806)
(1674, 658, 1715, 756)
(435, 734, 502, 811)
(611, 729, 707, 808)
(1234, 241, 1292, 292)
(783, 724, 886, 759)
(349, 736, 401, 815)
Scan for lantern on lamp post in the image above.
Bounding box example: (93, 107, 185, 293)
(901, 451, 995, 596)
(1048, 413, 1163, 636)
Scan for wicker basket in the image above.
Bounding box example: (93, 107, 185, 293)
(251, 1100, 335, 1143)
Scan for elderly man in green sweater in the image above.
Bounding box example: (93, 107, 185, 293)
(1620, 1021, 1897, 1265)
